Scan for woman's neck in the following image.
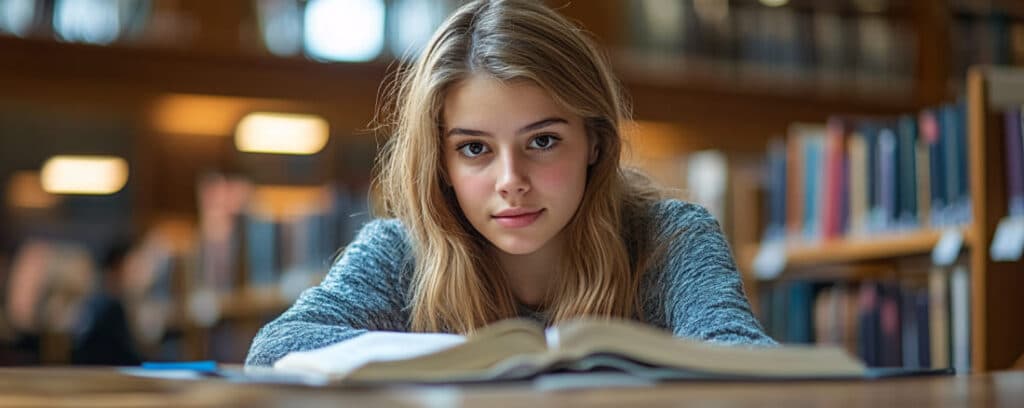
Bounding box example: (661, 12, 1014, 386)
(495, 232, 565, 307)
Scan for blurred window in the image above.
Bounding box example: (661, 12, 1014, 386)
(256, 0, 303, 57)
(54, 0, 121, 45)
(0, 0, 36, 37)
(388, 0, 450, 60)
(303, 0, 385, 62)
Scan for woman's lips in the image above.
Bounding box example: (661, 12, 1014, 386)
(492, 209, 544, 228)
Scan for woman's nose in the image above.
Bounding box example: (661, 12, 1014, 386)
(495, 152, 530, 197)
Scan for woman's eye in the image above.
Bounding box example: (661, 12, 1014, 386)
(457, 142, 489, 158)
(529, 134, 559, 150)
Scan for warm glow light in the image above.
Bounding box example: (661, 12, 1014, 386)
(151, 94, 249, 137)
(248, 184, 334, 220)
(150, 93, 309, 138)
(41, 156, 129, 195)
(621, 120, 692, 190)
(759, 0, 789, 7)
(235, 112, 329, 155)
(622, 120, 691, 160)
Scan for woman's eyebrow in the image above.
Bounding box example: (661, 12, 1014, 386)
(517, 117, 568, 134)
(445, 117, 568, 138)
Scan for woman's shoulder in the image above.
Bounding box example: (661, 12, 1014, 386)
(329, 217, 415, 288)
(354, 217, 409, 240)
(622, 198, 720, 262)
(345, 217, 413, 259)
(640, 198, 718, 234)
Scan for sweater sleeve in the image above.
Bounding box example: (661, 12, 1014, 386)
(653, 200, 777, 346)
(244, 219, 413, 367)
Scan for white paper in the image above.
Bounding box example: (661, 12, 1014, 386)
(990, 216, 1024, 262)
(753, 241, 787, 280)
(273, 331, 466, 377)
(932, 228, 964, 266)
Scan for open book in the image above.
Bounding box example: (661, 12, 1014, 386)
(271, 318, 873, 384)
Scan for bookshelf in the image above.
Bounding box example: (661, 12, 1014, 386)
(216, 286, 293, 320)
(965, 66, 1024, 372)
(740, 227, 973, 271)
(178, 285, 295, 361)
(742, 66, 1024, 372)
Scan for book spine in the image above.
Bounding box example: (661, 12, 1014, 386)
(861, 123, 880, 232)
(1006, 107, 1024, 216)
(950, 263, 971, 374)
(879, 282, 902, 367)
(244, 213, 279, 287)
(941, 104, 961, 225)
(767, 139, 788, 239)
(915, 289, 931, 369)
(1020, 104, 1024, 214)
(897, 115, 919, 228)
(787, 130, 805, 240)
(857, 282, 880, 367)
(787, 282, 815, 344)
(916, 137, 932, 229)
(954, 102, 970, 223)
(877, 127, 897, 232)
(922, 109, 946, 227)
(804, 134, 826, 240)
(901, 285, 919, 369)
(839, 145, 851, 236)
(823, 119, 846, 239)
(814, 286, 832, 345)
(928, 266, 950, 369)
(847, 132, 868, 236)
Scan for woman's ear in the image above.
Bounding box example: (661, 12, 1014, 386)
(588, 140, 600, 165)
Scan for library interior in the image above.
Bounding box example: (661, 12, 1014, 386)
(0, 0, 1023, 405)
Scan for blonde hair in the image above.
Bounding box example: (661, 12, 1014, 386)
(374, 0, 662, 333)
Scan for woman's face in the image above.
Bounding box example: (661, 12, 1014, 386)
(442, 75, 596, 255)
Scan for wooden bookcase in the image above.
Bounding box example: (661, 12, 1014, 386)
(740, 66, 1024, 372)
(966, 66, 1024, 372)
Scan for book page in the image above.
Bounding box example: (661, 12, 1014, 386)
(345, 319, 549, 383)
(551, 319, 866, 378)
(273, 331, 466, 378)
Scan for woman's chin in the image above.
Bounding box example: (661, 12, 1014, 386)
(490, 237, 545, 256)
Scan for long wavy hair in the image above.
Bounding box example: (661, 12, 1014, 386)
(374, 0, 663, 334)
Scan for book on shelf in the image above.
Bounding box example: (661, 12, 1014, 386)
(272, 318, 895, 385)
(757, 266, 966, 371)
(624, 1, 914, 91)
(949, 263, 972, 374)
(949, 6, 1024, 83)
(762, 101, 973, 246)
(929, 265, 951, 370)
(1005, 106, 1024, 217)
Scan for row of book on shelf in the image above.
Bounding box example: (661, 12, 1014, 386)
(762, 100, 974, 244)
(626, 0, 1024, 92)
(758, 261, 971, 374)
(194, 174, 370, 296)
(949, 2, 1024, 83)
(113, 178, 370, 351)
(627, 0, 916, 88)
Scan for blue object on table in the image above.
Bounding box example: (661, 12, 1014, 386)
(140, 361, 218, 373)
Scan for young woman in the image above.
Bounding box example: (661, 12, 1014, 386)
(246, 0, 774, 367)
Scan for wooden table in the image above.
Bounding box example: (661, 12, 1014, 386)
(0, 367, 1022, 407)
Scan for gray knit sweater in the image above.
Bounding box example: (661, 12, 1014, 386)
(245, 199, 775, 367)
